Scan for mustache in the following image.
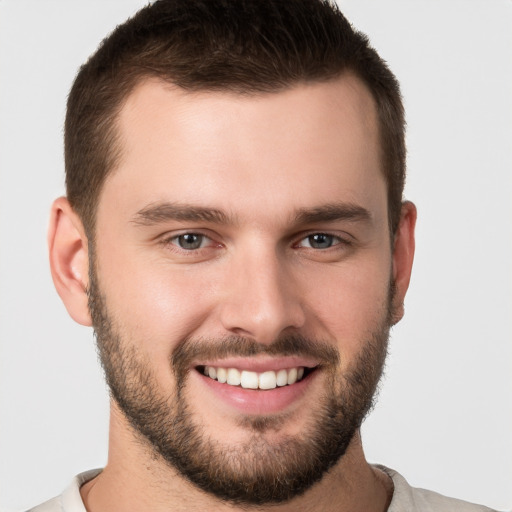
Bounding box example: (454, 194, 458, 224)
(172, 334, 340, 377)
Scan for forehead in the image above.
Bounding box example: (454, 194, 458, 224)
(99, 75, 384, 226)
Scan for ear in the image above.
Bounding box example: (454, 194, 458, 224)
(48, 197, 92, 326)
(390, 201, 417, 325)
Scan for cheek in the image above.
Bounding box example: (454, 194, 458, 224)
(301, 257, 391, 356)
(95, 246, 219, 368)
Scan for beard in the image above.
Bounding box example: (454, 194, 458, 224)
(88, 263, 393, 506)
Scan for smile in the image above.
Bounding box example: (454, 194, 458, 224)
(201, 365, 307, 390)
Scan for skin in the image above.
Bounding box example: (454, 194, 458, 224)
(48, 74, 416, 512)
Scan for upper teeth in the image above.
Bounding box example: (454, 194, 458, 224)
(203, 366, 305, 390)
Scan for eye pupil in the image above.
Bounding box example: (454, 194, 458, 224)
(178, 234, 202, 250)
(309, 233, 333, 249)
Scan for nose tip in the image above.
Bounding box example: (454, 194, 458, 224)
(219, 255, 305, 345)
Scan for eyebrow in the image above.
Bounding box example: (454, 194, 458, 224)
(131, 201, 372, 228)
(293, 203, 372, 225)
(131, 202, 234, 226)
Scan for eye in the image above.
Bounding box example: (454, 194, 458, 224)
(298, 233, 340, 249)
(172, 233, 209, 250)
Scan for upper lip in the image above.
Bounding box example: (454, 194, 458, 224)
(194, 355, 320, 373)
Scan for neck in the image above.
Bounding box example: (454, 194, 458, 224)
(80, 404, 392, 512)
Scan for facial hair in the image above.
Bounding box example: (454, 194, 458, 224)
(88, 263, 392, 506)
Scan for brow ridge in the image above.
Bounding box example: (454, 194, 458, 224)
(132, 202, 234, 226)
(131, 201, 371, 228)
(293, 202, 372, 225)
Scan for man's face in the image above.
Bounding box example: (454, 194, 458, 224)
(89, 76, 396, 504)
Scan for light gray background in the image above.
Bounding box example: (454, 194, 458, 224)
(1, 1, 511, 510)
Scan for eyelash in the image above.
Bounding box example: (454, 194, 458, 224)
(161, 232, 218, 254)
(294, 232, 351, 250)
(160, 231, 352, 254)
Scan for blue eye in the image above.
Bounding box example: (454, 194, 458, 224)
(302, 233, 337, 249)
(174, 233, 206, 250)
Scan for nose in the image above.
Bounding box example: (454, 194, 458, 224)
(218, 247, 306, 344)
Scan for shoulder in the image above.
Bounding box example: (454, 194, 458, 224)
(25, 469, 102, 512)
(376, 465, 499, 512)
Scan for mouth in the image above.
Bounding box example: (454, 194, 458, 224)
(197, 365, 316, 390)
(191, 356, 322, 415)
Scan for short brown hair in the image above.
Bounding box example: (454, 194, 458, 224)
(65, 0, 405, 237)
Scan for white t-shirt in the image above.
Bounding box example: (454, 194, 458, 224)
(27, 466, 499, 512)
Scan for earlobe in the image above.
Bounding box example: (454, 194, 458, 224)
(48, 197, 92, 326)
(391, 201, 417, 325)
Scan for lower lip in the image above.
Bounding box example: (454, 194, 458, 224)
(195, 370, 316, 415)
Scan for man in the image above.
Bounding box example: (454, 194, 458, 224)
(26, 0, 499, 511)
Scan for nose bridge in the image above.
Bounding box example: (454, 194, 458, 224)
(219, 242, 305, 343)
